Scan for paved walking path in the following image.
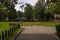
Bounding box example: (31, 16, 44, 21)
(15, 26, 60, 40)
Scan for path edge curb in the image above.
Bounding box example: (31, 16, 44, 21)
(54, 34, 60, 40)
(13, 28, 24, 40)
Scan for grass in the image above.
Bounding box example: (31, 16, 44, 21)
(0, 22, 59, 32)
(21, 22, 60, 27)
(0, 22, 22, 40)
(0, 22, 20, 32)
(0, 22, 10, 32)
(9, 22, 60, 27)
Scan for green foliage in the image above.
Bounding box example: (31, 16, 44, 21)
(56, 16, 60, 20)
(34, 0, 46, 21)
(0, 0, 17, 21)
(46, 0, 60, 14)
(46, 2, 60, 14)
(55, 24, 60, 33)
(54, 2, 60, 14)
(34, 0, 42, 19)
(0, 4, 7, 21)
(21, 17, 27, 21)
(45, 0, 60, 21)
(55, 24, 60, 38)
(45, 3, 56, 14)
(22, 22, 60, 27)
(24, 4, 33, 20)
(0, 0, 60, 22)
(51, 0, 60, 3)
(6, 2, 17, 20)
(0, 22, 10, 32)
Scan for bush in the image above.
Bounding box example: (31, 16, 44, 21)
(55, 24, 60, 38)
(21, 17, 27, 22)
(0, 33, 1, 40)
(56, 17, 60, 20)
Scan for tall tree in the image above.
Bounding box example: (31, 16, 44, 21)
(8, 3, 17, 21)
(46, 0, 60, 14)
(45, 0, 60, 21)
(0, 3, 7, 21)
(54, 2, 60, 14)
(0, 0, 18, 21)
(34, 0, 46, 21)
(24, 4, 33, 20)
(51, 0, 60, 2)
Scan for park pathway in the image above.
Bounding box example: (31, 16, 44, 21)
(15, 26, 60, 40)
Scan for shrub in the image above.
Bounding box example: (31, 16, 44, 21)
(56, 17, 60, 20)
(0, 33, 1, 40)
(21, 17, 27, 22)
(55, 24, 60, 38)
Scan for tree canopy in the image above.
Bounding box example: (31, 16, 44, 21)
(24, 4, 33, 20)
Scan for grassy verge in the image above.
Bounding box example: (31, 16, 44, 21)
(0, 22, 20, 32)
(21, 22, 60, 27)
(0, 22, 22, 40)
(7, 22, 60, 27)
(8, 28, 22, 40)
(0, 22, 10, 32)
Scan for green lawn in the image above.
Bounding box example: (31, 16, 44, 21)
(0, 22, 22, 40)
(21, 22, 60, 27)
(0, 22, 60, 32)
(0, 22, 20, 32)
(0, 22, 10, 32)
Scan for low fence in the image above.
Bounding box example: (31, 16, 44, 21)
(0, 23, 20, 40)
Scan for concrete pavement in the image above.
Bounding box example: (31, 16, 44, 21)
(15, 26, 60, 40)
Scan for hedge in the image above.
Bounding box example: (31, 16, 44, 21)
(55, 24, 60, 38)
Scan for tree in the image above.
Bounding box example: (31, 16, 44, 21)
(4, 0, 17, 21)
(45, 3, 56, 14)
(45, 0, 60, 21)
(24, 4, 33, 20)
(51, 0, 60, 3)
(0, 4, 7, 21)
(54, 2, 60, 14)
(0, 0, 18, 21)
(46, 0, 60, 14)
(33, 0, 41, 19)
(34, 0, 46, 21)
(8, 3, 17, 21)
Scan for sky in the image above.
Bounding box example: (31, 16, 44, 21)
(15, 0, 38, 12)
(15, 0, 47, 12)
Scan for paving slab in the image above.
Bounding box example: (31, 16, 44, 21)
(15, 26, 60, 40)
